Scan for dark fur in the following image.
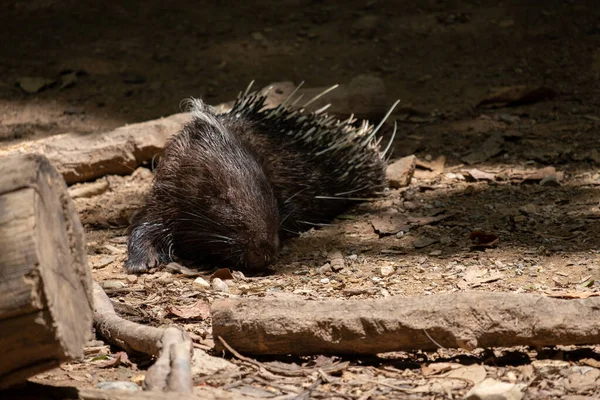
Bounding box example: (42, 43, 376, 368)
(125, 93, 387, 272)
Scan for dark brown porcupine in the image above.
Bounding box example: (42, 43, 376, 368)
(125, 83, 398, 272)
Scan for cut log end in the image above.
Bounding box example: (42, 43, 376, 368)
(0, 154, 93, 388)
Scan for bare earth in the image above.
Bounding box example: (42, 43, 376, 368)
(2, 0, 600, 398)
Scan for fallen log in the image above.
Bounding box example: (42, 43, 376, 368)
(0, 76, 387, 186)
(0, 154, 93, 388)
(0, 113, 190, 185)
(92, 281, 193, 392)
(211, 292, 600, 356)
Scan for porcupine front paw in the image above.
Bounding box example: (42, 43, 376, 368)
(125, 221, 169, 273)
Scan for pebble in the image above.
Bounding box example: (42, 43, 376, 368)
(320, 278, 330, 284)
(100, 280, 126, 290)
(211, 278, 229, 292)
(380, 265, 395, 277)
(193, 277, 211, 290)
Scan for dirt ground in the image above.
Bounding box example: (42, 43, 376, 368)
(2, 0, 600, 399)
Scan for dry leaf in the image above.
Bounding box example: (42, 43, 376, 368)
(408, 214, 452, 226)
(421, 362, 461, 376)
(167, 300, 211, 320)
(96, 352, 132, 369)
(210, 268, 234, 281)
(444, 364, 487, 384)
(370, 213, 410, 235)
(464, 169, 497, 181)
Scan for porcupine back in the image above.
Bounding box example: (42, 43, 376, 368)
(225, 85, 396, 238)
(125, 83, 398, 272)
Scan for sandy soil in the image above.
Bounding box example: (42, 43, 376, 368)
(2, 0, 600, 398)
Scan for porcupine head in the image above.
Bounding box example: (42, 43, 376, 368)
(125, 99, 280, 273)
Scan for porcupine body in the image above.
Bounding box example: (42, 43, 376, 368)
(125, 84, 397, 272)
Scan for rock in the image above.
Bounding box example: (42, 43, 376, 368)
(191, 348, 238, 376)
(465, 378, 523, 400)
(563, 366, 600, 392)
(387, 155, 417, 188)
(211, 278, 229, 292)
(100, 280, 126, 290)
(380, 265, 395, 276)
(17, 76, 55, 93)
(193, 277, 211, 290)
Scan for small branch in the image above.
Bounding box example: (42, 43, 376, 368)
(92, 281, 193, 393)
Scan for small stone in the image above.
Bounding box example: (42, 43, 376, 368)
(17, 76, 55, 93)
(232, 270, 246, 280)
(348, 254, 358, 261)
(465, 378, 523, 400)
(191, 348, 237, 376)
(125, 275, 138, 284)
(193, 277, 211, 290)
(251, 31, 265, 41)
(320, 278, 330, 284)
(380, 265, 395, 277)
(96, 381, 140, 391)
(386, 155, 416, 188)
(100, 280, 126, 290)
(317, 263, 332, 274)
(430, 250, 442, 256)
(211, 278, 229, 292)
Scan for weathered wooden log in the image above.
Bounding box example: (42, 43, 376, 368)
(0, 154, 93, 388)
(0, 76, 387, 186)
(211, 292, 600, 356)
(0, 113, 191, 185)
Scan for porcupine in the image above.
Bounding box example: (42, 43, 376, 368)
(125, 82, 399, 272)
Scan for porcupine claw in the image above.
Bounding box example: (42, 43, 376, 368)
(125, 215, 172, 273)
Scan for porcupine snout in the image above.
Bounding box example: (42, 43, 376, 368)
(246, 233, 280, 268)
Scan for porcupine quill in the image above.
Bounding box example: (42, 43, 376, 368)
(125, 82, 400, 272)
